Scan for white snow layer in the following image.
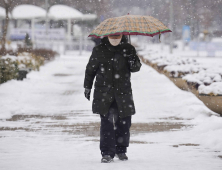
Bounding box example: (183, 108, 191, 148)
(183, 68, 222, 95)
(139, 48, 222, 95)
(48, 5, 83, 20)
(0, 52, 222, 169)
(12, 5, 47, 19)
(199, 82, 222, 95)
(164, 64, 204, 77)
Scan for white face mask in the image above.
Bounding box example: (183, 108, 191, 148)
(108, 37, 122, 46)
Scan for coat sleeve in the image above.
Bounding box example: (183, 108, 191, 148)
(83, 47, 99, 89)
(128, 46, 142, 73)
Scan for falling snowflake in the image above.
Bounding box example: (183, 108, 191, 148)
(115, 74, 120, 79)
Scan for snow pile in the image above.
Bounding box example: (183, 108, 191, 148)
(183, 68, 222, 85)
(141, 51, 204, 78)
(198, 82, 222, 95)
(183, 68, 222, 95)
(142, 51, 197, 67)
(158, 57, 197, 67)
(140, 49, 222, 95)
(164, 64, 204, 78)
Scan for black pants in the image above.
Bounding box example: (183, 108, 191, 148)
(100, 99, 131, 158)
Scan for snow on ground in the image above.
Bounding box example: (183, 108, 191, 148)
(0, 50, 222, 170)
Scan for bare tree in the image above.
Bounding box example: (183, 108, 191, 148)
(0, 0, 12, 52)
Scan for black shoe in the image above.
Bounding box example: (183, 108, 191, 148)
(101, 155, 114, 163)
(115, 153, 128, 161)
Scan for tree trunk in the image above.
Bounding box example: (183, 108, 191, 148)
(1, 3, 9, 52)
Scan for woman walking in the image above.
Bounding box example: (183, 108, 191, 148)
(83, 34, 142, 163)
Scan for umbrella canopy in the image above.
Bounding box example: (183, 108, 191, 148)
(89, 15, 171, 38)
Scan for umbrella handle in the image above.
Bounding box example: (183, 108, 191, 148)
(159, 31, 161, 43)
(129, 34, 131, 44)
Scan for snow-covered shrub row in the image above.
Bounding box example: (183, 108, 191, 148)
(198, 82, 222, 96)
(157, 57, 197, 67)
(1, 53, 45, 71)
(141, 52, 196, 66)
(183, 68, 222, 95)
(140, 51, 200, 77)
(0, 48, 58, 84)
(153, 57, 199, 77)
(0, 53, 44, 84)
(183, 68, 222, 85)
(0, 57, 18, 84)
(139, 50, 222, 115)
(17, 48, 58, 61)
(139, 50, 222, 95)
(163, 64, 205, 78)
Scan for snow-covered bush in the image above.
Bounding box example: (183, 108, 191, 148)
(164, 64, 204, 78)
(183, 68, 222, 95)
(17, 48, 57, 61)
(183, 68, 222, 85)
(141, 52, 199, 76)
(0, 48, 57, 84)
(198, 82, 222, 96)
(17, 53, 45, 71)
(0, 57, 19, 84)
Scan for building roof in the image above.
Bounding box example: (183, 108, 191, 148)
(12, 5, 47, 19)
(48, 5, 83, 20)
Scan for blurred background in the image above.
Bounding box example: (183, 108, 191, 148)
(0, 0, 222, 55)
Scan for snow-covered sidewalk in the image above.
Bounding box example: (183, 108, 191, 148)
(0, 52, 222, 170)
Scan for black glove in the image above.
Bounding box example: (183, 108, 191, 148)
(128, 55, 136, 67)
(84, 88, 91, 101)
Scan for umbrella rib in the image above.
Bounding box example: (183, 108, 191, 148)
(97, 19, 109, 36)
(123, 16, 128, 34)
(125, 15, 133, 34)
(142, 16, 153, 35)
(144, 16, 166, 34)
(152, 17, 169, 30)
(148, 17, 162, 30)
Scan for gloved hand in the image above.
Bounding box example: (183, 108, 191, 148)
(128, 55, 136, 67)
(84, 88, 91, 101)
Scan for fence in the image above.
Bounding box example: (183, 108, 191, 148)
(190, 42, 222, 57)
(32, 37, 95, 55)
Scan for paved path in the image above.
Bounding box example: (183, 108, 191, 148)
(0, 52, 221, 170)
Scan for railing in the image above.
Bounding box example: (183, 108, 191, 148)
(33, 37, 95, 55)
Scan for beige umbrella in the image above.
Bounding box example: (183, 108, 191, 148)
(88, 15, 171, 40)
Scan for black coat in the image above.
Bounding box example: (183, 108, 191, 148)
(84, 35, 142, 118)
